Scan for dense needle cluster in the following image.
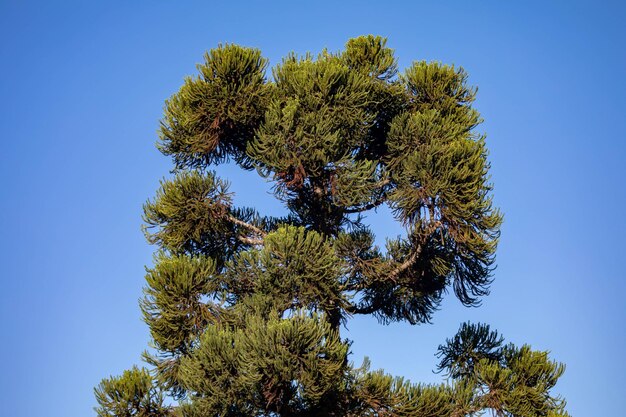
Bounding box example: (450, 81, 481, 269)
(95, 36, 569, 417)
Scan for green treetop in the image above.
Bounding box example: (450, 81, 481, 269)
(96, 36, 569, 417)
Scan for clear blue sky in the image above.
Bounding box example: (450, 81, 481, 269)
(1, 1, 624, 415)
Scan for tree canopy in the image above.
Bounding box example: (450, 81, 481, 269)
(96, 35, 569, 417)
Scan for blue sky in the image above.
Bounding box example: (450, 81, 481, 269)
(1, 1, 624, 416)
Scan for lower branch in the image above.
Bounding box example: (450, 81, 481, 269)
(227, 214, 266, 246)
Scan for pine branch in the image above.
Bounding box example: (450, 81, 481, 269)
(387, 220, 440, 282)
(227, 214, 267, 237)
(344, 243, 423, 314)
(344, 195, 387, 214)
(227, 214, 266, 245)
(344, 179, 391, 214)
(238, 236, 265, 245)
(345, 220, 441, 315)
(387, 242, 422, 283)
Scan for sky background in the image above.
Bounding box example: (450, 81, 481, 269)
(1, 1, 625, 416)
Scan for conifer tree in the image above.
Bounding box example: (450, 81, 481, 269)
(96, 36, 569, 417)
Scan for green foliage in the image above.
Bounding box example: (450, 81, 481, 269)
(436, 322, 505, 379)
(96, 35, 568, 417)
(159, 44, 268, 169)
(143, 171, 234, 257)
(437, 323, 569, 416)
(343, 35, 398, 80)
(140, 253, 221, 397)
(224, 226, 346, 325)
(346, 358, 456, 416)
(178, 311, 349, 416)
(94, 366, 170, 417)
(142, 254, 219, 354)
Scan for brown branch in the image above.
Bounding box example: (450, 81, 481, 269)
(387, 220, 441, 282)
(227, 214, 266, 246)
(238, 236, 265, 246)
(344, 195, 387, 214)
(387, 243, 422, 283)
(227, 214, 267, 237)
(344, 220, 442, 315)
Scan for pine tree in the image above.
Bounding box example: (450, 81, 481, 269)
(95, 36, 569, 417)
